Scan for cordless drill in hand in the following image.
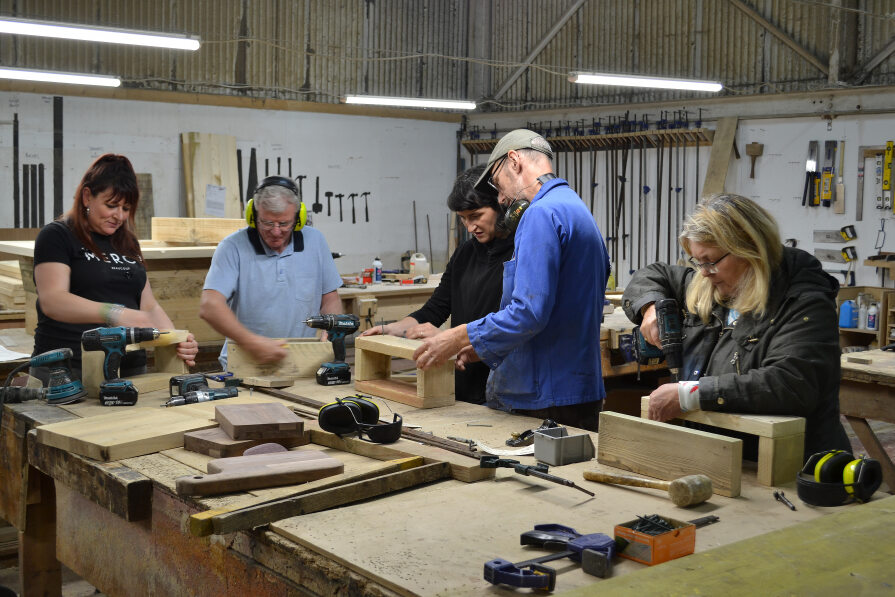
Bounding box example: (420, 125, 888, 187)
(304, 314, 360, 385)
(81, 326, 163, 380)
(632, 298, 683, 381)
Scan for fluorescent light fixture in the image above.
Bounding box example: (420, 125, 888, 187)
(343, 95, 477, 110)
(0, 16, 200, 50)
(0, 66, 120, 87)
(570, 72, 722, 93)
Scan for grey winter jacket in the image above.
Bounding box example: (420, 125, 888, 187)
(622, 246, 851, 458)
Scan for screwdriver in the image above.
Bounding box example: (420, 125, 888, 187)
(163, 387, 238, 407)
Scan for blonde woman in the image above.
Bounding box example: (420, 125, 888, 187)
(622, 194, 850, 458)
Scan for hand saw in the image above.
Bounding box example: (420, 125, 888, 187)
(821, 141, 837, 207)
(802, 141, 819, 207)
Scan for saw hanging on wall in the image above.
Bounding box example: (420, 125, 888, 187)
(814, 246, 857, 264)
(813, 225, 857, 243)
(802, 141, 819, 207)
(820, 141, 837, 207)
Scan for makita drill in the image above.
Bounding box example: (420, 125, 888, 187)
(304, 314, 360, 385)
(81, 326, 163, 380)
(632, 298, 683, 381)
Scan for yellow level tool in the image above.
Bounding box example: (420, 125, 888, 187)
(884, 141, 893, 212)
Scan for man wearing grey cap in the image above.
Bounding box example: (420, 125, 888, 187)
(414, 129, 610, 430)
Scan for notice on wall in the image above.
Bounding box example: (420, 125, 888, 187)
(205, 184, 226, 217)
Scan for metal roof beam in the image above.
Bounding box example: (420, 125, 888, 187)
(851, 34, 895, 85)
(491, 0, 588, 101)
(727, 0, 829, 76)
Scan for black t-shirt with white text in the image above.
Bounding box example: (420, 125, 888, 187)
(33, 220, 147, 365)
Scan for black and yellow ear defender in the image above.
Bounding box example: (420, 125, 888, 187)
(796, 449, 882, 506)
(245, 175, 308, 231)
(318, 396, 380, 436)
(317, 396, 401, 443)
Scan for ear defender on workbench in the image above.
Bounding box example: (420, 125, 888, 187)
(245, 175, 307, 231)
(796, 450, 882, 506)
(318, 397, 401, 444)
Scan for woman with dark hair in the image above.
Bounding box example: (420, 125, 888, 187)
(31, 154, 198, 385)
(361, 165, 513, 404)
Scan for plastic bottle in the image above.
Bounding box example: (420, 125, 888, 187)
(839, 300, 858, 328)
(372, 256, 383, 283)
(867, 302, 879, 331)
(859, 300, 869, 329)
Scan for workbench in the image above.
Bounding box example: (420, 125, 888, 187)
(2, 377, 889, 596)
(839, 349, 895, 493)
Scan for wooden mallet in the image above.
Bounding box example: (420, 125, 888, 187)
(583, 470, 713, 507)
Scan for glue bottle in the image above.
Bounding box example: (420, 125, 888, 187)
(372, 256, 383, 283)
(868, 302, 879, 331)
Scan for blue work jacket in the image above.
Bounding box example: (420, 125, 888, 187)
(467, 178, 610, 411)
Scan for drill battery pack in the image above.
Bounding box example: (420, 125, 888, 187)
(100, 379, 138, 407)
(316, 362, 352, 385)
(169, 373, 207, 397)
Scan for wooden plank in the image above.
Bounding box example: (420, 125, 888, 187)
(355, 335, 423, 360)
(758, 433, 805, 487)
(34, 408, 218, 462)
(567, 496, 895, 596)
(355, 378, 454, 409)
(639, 396, 806, 437)
(180, 132, 242, 219)
(354, 347, 391, 381)
(844, 415, 895, 493)
(228, 338, 334, 379)
(0, 260, 22, 279)
(211, 462, 450, 535)
(134, 173, 154, 240)
(597, 411, 742, 497)
(702, 116, 739, 197)
(214, 403, 304, 440)
(188, 456, 425, 537)
(184, 426, 308, 458)
(242, 376, 296, 388)
(307, 426, 492, 483)
(176, 451, 344, 497)
(27, 430, 152, 521)
(151, 217, 244, 244)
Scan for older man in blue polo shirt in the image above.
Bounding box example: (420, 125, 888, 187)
(200, 176, 343, 369)
(413, 129, 609, 431)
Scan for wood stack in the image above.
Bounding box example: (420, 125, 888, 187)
(0, 260, 24, 310)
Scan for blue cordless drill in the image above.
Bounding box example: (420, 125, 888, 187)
(304, 314, 360, 385)
(81, 326, 163, 380)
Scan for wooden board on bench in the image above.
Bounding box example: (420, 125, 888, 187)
(598, 411, 742, 497)
(639, 396, 805, 487)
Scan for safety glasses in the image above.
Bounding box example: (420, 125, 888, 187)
(354, 412, 403, 444)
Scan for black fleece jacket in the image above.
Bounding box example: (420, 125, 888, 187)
(622, 246, 851, 458)
(410, 235, 514, 404)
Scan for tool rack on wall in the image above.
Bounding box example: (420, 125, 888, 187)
(460, 128, 715, 155)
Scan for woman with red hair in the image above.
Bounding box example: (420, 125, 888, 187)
(31, 154, 198, 388)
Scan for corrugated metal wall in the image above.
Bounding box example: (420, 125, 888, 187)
(0, 0, 892, 111)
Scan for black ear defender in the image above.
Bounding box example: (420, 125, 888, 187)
(245, 175, 308, 231)
(496, 173, 557, 238)
(317, 396, 402, 444)
(796, 450, 882, 506)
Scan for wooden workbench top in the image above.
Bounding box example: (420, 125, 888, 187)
(15, 377, 854, 596)
(0, 240, 218, 260)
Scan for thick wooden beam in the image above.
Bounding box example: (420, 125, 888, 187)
(598, 411, 742, 497)
(702, 116, 738, 197)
